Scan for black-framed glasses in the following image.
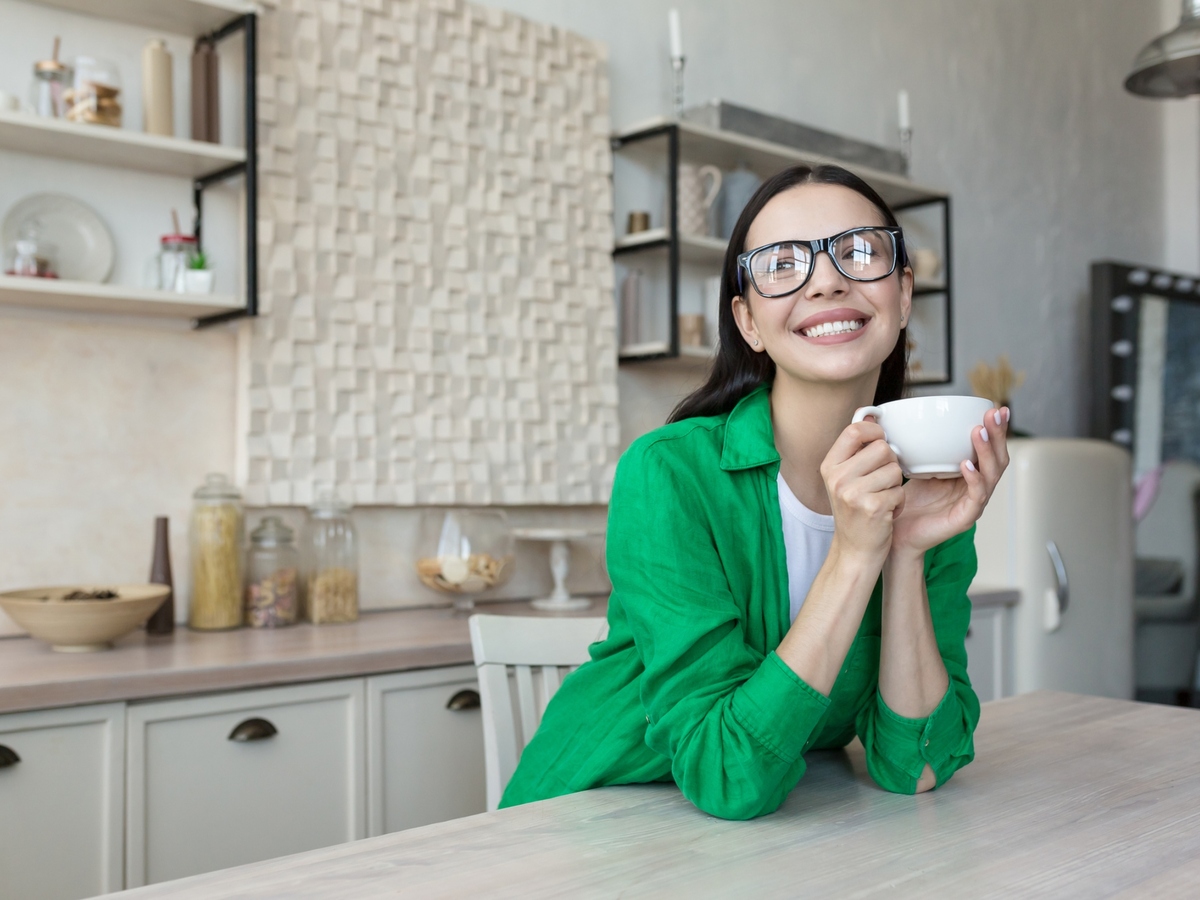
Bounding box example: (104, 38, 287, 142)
(736, 226, 907, 298)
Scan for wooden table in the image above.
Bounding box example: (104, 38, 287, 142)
(108, 691, 1200, 899)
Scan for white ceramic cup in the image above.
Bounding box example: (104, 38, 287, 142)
(851, 395, 995, 479)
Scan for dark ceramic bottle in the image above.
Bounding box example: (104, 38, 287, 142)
(146, 516, 174, 635)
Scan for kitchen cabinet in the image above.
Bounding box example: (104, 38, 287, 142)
(0, 703, 125, 900)
(125, 679, 366, 888)
(366, 665, 487, 836)
(964, 604, 1013, 703)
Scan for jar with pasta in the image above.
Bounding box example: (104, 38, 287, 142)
(303, 491, 358, 623)
(246, 516, 299, 628)
(188, 473, 244, 630)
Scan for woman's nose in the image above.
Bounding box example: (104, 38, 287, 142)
(803, 250, 848, 299)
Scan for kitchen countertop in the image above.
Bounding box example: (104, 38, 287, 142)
(0, 599, 609, 716)
(0, 587, 1018, 716)
(108, 691, 1200, 899)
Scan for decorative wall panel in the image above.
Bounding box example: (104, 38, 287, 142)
(242, 0, 618, 506)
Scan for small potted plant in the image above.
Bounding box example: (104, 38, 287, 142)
(183, 250, 214, 294)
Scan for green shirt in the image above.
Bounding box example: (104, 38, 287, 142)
(501, 385, 980, 820)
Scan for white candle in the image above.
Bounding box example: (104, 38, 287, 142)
(897, 89, 910, 131)
(669, 9, 683, 60)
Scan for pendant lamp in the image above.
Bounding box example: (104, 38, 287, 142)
(1126, 0, 1200, 97)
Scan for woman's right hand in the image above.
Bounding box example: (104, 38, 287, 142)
(819, 420, 906, 564)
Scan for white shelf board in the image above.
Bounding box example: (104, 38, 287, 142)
(614, 227, 668, 250)
(0, 275, 242, 318)
(618, 339, 671, 359)
(614, 117, 945, 209)
(679, 343, 716, 359)
(0, 110, 245, 178)
(24, 0, 257, 35)
(681, 234, 726, 264)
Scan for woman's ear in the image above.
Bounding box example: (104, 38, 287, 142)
(731, 294, 764, 352)
(899, 265, 913, 329)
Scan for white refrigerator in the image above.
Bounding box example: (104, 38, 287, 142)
(974, 438, 1134, 699)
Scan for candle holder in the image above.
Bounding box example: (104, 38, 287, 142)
(672, 55, 686, 120)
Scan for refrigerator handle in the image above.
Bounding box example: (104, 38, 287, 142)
(1047, 540, 1069, 615)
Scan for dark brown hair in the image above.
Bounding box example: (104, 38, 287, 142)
(668, 164, 908, 424)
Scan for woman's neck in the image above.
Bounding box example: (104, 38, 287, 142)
(771, 370, 878, 516)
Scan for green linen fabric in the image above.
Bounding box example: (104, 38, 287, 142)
(500, 385, 980, 820)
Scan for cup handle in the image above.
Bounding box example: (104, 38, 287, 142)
(851, 406, 883, 424)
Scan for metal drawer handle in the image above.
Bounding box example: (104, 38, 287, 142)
(228, 717, 278, 742)
(0, 744, 19, 768)
(446, 689, 480, 711)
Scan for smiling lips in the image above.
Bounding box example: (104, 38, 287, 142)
(796, 308, 871, 342)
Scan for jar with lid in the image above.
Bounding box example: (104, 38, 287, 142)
(189, 473, 244, 630)
(246, 516, 299, 627)
(157, 234, 197, 292)
(66, 56, 122, 127)
(303, 492, 359, 623)
(30, 54, 72, 118)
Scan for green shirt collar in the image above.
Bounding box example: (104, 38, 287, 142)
(720, 384, 781, 471)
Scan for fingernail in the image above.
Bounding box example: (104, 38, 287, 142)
(965, 460, 976, 472)
(1003, 408, 1011, 423)
(993, 410, 1002, 426)
(980, 427, 989, 443)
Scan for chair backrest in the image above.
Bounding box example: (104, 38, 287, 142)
(468, 614, 608, 811)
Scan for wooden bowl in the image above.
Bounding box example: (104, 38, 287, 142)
(0, 584, 170, 652)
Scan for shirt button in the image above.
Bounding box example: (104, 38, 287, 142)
(924, 739, 930, 748)
(645, 715, 650, 724)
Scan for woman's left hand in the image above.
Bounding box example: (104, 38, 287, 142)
(890, 407, 1010, 557)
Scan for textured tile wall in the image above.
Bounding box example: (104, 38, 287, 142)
(243, 0, 619, 506)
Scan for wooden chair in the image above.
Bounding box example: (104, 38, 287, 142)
(468, 614, 608, 810)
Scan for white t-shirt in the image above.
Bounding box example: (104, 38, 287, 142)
(777, 472, 836, 622)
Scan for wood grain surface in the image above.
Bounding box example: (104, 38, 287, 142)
(104, 691, 1200, 899)
(0, 600, 607, 715)
(0, 590, 1016, 715)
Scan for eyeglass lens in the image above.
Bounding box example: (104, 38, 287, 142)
(748, 229, 896, 297)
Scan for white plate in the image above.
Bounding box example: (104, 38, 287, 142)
(2, 193, 115, 283)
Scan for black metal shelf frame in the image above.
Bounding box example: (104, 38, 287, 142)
(893, 194, 953, 386)
(610, 122, 953, 382)
(193, 11, 257, 329)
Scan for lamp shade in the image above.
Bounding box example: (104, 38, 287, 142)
(1126, 0, 1200, 97)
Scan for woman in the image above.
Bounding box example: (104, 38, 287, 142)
(501, 164, 1009, 820)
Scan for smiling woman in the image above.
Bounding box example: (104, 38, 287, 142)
(500, 165, 1010, 820)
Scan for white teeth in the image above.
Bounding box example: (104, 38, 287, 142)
(802, 319, 864, 338)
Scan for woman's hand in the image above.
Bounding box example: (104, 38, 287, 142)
(820, 421, 906, 564)
(890, 407, 1010, 558)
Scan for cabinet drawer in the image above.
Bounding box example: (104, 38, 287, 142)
(127, 679, 365, 887)
(367, 666, 486, 835)
(0, 703, 124, 900)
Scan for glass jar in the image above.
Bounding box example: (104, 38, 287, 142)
(188, 473, 244, 630)
(158, 234, 197, 292)
(66, 56, 122, 127)
(29, 57, 72, 118)
(415, 510, 514, 613)
(246, 516, 299, 627)
(303, 492, 359, 623)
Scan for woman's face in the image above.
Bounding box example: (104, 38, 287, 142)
(731, 183, 912, 390)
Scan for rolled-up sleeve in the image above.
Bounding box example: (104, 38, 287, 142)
(612, 435, 832, 820)
(854, 526, 981, 793)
